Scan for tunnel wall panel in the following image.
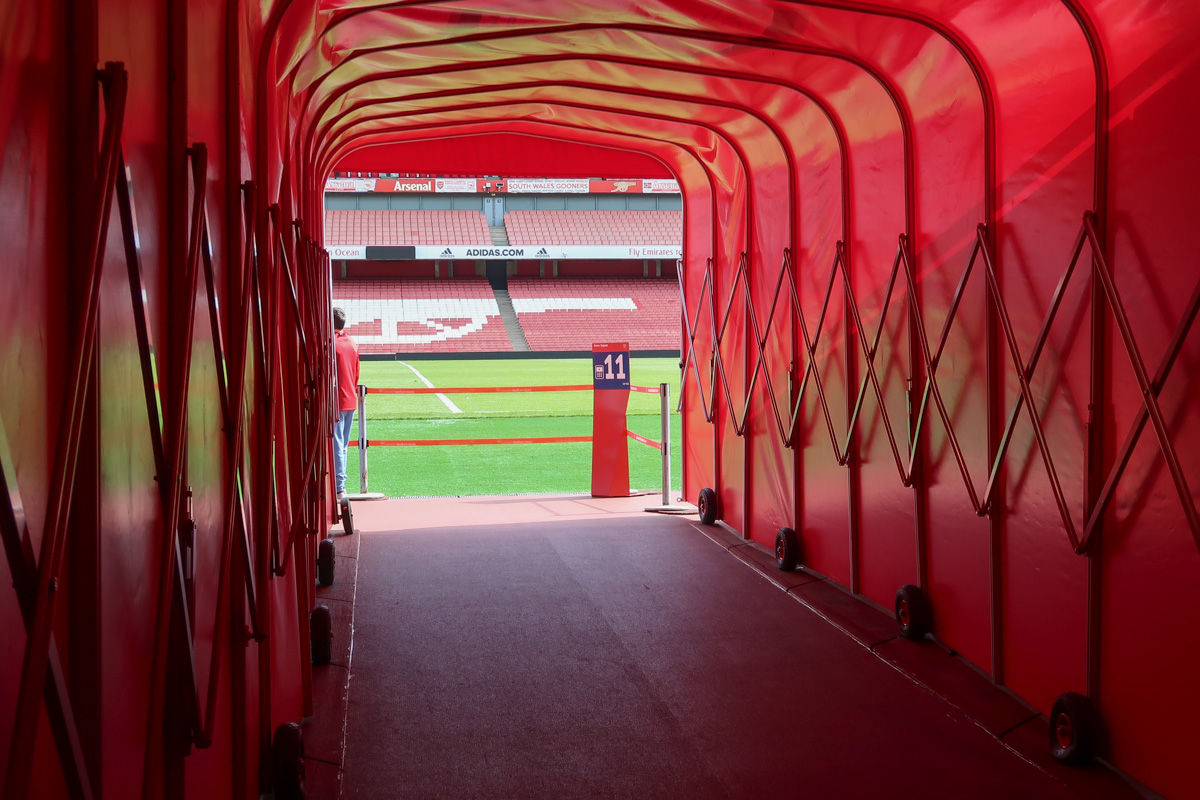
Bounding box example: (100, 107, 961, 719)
(841, 81, 912, 606)
(1092, 4, 1200, 793)
(2, 0, 331, 795)
(0, 0, 72, 793)
(259, 0, 1200, 794)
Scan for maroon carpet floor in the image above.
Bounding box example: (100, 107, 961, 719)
(336, 497, 1139, 799)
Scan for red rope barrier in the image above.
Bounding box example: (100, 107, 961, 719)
(364, 384, 661, 395)
(345, 383, 665, 454)
(357, 436, 593, 447)
(366, 385, 592, 394)
(626, 430, 663, 450)
(353, 433, 664, 449)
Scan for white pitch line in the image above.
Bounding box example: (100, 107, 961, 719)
(398, 361, 463, 414)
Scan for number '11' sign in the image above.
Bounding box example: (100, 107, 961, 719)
(592, 342, 631, 390)
(602, 353, 626, 380)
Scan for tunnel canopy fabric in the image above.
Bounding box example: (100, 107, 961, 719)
(271, 5, 1200, 795)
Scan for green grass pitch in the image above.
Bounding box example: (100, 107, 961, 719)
(342, 357, 683, 497)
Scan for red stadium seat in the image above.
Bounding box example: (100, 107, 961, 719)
(504, 210, 682, 247)
(325, 209, 492, 246)
(507, 277, 679, 351)
(332, 277, 514, 354)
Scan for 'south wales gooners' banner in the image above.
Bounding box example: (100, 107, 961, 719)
(323, 177, 681, 194)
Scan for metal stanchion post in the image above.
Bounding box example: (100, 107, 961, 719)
(645, 382, 689, 513)
(660, 382, 671, 507)
(357, 384, 367, 493)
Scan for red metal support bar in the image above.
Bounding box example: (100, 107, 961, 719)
(745, 250, 804, 447)
(678, 258, 718, 423)
(839, 241, 911, 485)
(295, 228, 318, 525)
(4, 62, 127, 800)
(271, 206, 315, 389)
(791, 247, 851, 463)
(681, 247, 858, 465)
(686, 232, 972, 511)
(0, 420, 95, 800)
(195, 170, 271, 749)
(275, 426, 326, 577)
(277, 261, 319, 578)
(780, 248, 852, 464)
(248, 205, 272, 413)
(976, 229, 1079, 547)
(982, 224, 1090, 510)
(296, 227, 323, 693)
(901, 216, 1199, 557)
(264, 208, 327, 585)
(117, 144, 281, 788)
(899, 235, 988, 513)
(745, 242, 920, 489)
(753, 251, 828, 450)
(1080, 214, 1200, 551)
(318, 240, 336, 442)
(710, 254, 752, 436)
(295, 229, 323, 534)
(204, 205, 232, 430)
(903, 226, 1080, 523)
(1056, 0, 1112, 708)
(231, 182, 265, 637)
(681, 208, 1200, 563)
(236, 180, 277, 795)
(197, 206, 240, 747)
(1079, 257, 1200, 552)
(249, 208, 286, 576)
(293, 221, 324, 375)
(277, 212, 311, 531)
(132, 143, 206, 797)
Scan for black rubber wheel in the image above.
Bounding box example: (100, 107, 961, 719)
(311, 604, 333, 666)
(697, 487, 719, 525)
(895, 583, 932, 640)
(340, 497, 354, 536)
(272, 722, 305, 800)
(1050, 692, 1096, 766)
(775, 527, 800, 572)
(317, 537, 335, 587)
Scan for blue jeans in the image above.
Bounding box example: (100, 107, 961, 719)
(333, 409, 355, 494)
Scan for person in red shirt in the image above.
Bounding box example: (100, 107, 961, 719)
(332, 307, 360, 500)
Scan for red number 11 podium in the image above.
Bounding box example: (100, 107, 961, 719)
(591, 342, 631, 497)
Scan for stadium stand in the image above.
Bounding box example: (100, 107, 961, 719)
(324, 209, 682, 354)
(332, 277, 513, 354)
(507, 277, 679, 351)
(325, 209, 492, 245)
(505, 210, 682, 245)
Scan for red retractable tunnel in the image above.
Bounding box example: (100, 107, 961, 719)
(3, 1, 1199, 798)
